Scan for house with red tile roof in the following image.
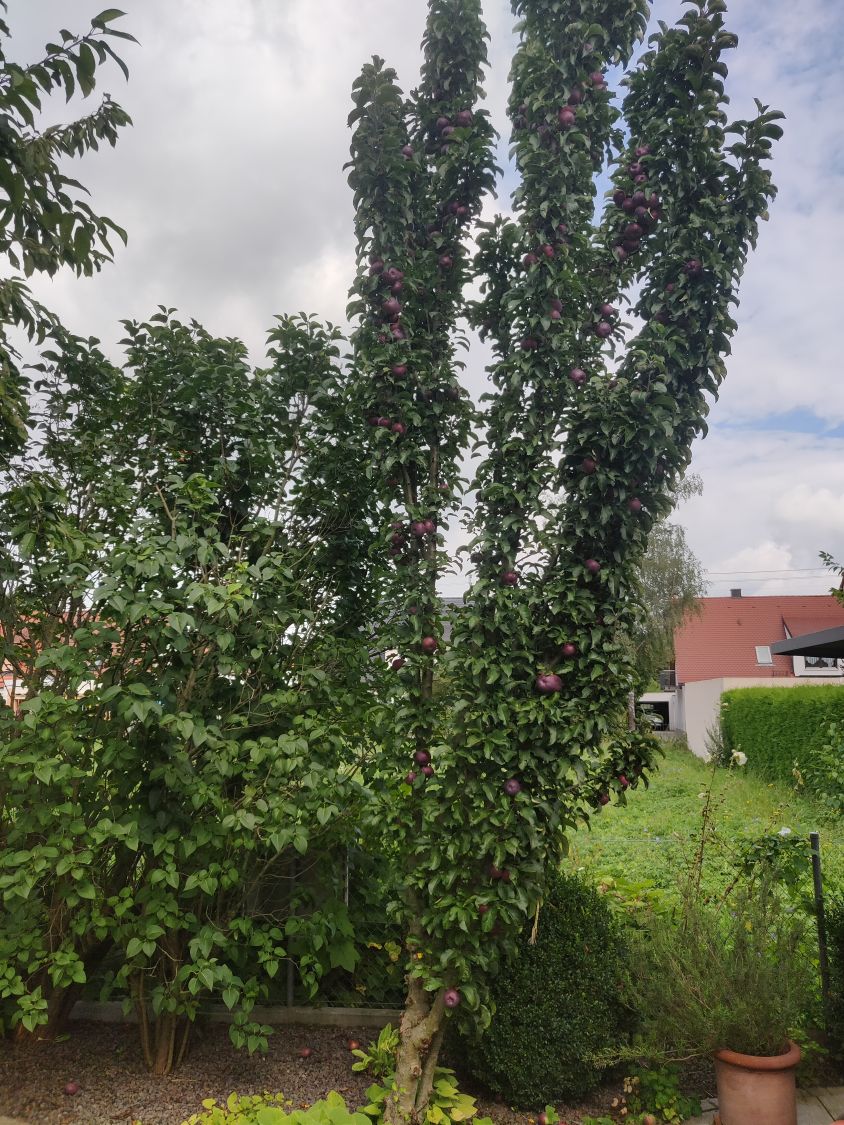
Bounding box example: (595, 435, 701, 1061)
(670, 591, 844, 756)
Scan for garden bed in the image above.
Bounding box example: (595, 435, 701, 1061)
(0, 1019, 713, 1125)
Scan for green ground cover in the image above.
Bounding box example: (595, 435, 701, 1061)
(567, 741, 844, 907)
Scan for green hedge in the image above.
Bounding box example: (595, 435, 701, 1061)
(455, 870, 630, 1107)
(720, 686, 844, 785)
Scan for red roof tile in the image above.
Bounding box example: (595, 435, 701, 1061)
(674, 595, 844, 683)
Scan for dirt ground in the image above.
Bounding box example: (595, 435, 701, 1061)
(0, 1019, 717, 1125)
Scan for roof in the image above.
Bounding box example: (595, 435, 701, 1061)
(771, 625, 844, 659)
(674, 595, 844, 684)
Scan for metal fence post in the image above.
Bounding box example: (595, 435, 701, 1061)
(810, 831, 831, 1028)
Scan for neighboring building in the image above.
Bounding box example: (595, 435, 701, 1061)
(668, 590, 844, 757)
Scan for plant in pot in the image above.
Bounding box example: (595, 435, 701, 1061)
(628, 859, 812, 1125)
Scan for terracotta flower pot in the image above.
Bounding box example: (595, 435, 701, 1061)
(713, 1039, 800, 1125)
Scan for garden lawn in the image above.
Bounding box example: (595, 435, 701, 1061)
(567, 741, 844, 905)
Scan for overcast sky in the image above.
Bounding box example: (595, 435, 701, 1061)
(9, 0, 844, 597)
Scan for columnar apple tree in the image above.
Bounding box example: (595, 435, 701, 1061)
(345, 0, 781, 1119)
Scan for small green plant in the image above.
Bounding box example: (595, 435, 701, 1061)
(623, 1066, 701, 1123)
(182, 1091, 372, 1125)
(351, 1024, 400, 1079)
(362, 1068, 490, 1125)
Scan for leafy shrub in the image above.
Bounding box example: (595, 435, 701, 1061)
(630, 876, 811, 1059)
(623, 1066, 701, 1123)
(457, 870, 630, 1107)
(351, 1024, 400, 1080)
(182, 1091, 371, 1125)
(825, 894, 844, 1058)
(362, 1068, 490, 1125)
(794, 721, 844, 818)
(720, 686, 844, 786)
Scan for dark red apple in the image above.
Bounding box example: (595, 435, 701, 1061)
(589, 71, 606, 87)
(391, 324, 406, 339)
(600, 303, 616, 319)
(405, 771, 417, 784)
(598, 793, 610, 806)
(558, 107, 576, 128)
(628, 162, 643, 177)
(401, 145, 414, 158)
(455, 109, 473, 127)
(421, 636, 438, 654)
(624, 223, 644, 239)
(504, 778, 522, 797)
(377, 417, 391, 428)
(568, 87, 583, 105)
(441, 125, 456, 139)
(415, 750, 431, 766)
(612, 189, 626, 206)
(619, 774, 630, 789)
(557, 222, 569, 236)
(423, 518, 436, 534)
(438, 254, 453, 270)
(585, 558, 601, 575)
(522, 252, 538, 268)
(621, 198, 636, 214)
(538, 1114, 549, 1125)
(631, 191, 647, 207)
(386, 267, 404, 283)
(408, 605, 418, 615)
(64, 1082, 80, 1096)
(536, 673, 563, 694)
(392, 363, 407, 376)
(477, 903, 490, 914)
(581, 457, 597, 474)
(562, 642, 577, 658)
(348, 1039, 361, 1051)
(550, 308, 561, 321)
(502, 570, 519, 587)
(628, 497, 643, 512)
(595, 321, 612, 339)
(369, 261, 384, 276)
(569, 367, 587, 384)
(422, 765, 434, 778)
(391, 656, 406, 671)
(436, 116, 451, 131)
(411, 521, 427, 537)
(614, 247, 628, 262)
(298, 1047, 313, 1059)
(684, 258, 703, 277)
(636, 144, 652, 157)
(521, 336, 539, 350)
(541, 243, 555, 258)
(391, 422, 406, 435)
(550, 297, 563, 312)
(444, 988, 462, 1009)
(635, 173, 647, 184)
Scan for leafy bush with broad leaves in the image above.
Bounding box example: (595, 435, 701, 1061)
(0, 313, 386, 1071)
(794, 720, 844, 818)
(182, 1091, 372, 1125)
(721, 687, 844, 786)
(458, 870, 630, 1106)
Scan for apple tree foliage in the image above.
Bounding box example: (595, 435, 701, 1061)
(0, 312, 387, 1070)
(0, 5, 134, 458)
(344, 0, 782, 1117)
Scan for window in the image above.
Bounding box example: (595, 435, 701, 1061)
(755, 645, 773, 665)
(794, 654, 842, 677)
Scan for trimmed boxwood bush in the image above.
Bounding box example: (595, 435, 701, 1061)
(721, 686, 844, 786)
(457, 870, 629, 1107)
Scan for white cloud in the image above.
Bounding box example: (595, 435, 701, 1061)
(7, 0, 844, 599)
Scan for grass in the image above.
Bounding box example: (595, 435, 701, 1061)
(566, 741, 844, 906)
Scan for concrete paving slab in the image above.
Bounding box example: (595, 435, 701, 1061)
(797, 1089, 837, 1124)
(0, 1117, 29, 1124)
(813, 1086, 844, 1119)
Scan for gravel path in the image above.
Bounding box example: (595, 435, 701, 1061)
(0, 1020, 715, 1125)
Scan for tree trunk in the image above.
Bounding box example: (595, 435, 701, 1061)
(151, 1010, 180, 1077)
(385, 975, 447, 1125)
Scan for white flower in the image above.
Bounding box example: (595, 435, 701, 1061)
(778, 827, 792, 837)
(731, 750, 747, 767)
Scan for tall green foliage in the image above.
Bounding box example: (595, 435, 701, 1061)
(721, 686, 844, 785)
(0, 314, 384, 1071)
(342, 1, 781, 1116)
(0, 5, 134, 457)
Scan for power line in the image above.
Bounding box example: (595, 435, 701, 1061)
(706, 567, 830, 576)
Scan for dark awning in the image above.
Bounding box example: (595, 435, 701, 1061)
(771, 626, 844, 659)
